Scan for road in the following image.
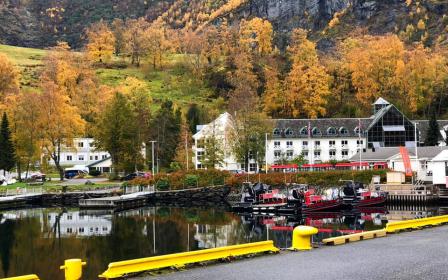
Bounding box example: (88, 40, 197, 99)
(139, 226, 448, 280)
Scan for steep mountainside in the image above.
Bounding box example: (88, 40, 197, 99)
(1, 0, 447, 49)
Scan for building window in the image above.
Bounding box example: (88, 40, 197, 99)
(66, 155, 72, 161)
(299, 127, 308, 136)
(67, 228, 73, 233)
(286, 141, 293, 148)
(285, 128, 294, 136)
(102, 155, 107, 159)
(249, 163, 257, 172)
(274, 141, 281, 148)
(315, 141, 320, 147)
(341, 140, 348, 147)
(340, 127, 349, 135)
(357, 140, 364, 146)
(342, 151, 349, 156)
(286, 150, 293, 158)
(78, 155, 84, 161)
(197, 164, 204, 169)
(302, 141, 308, 147)
(312, 127, 321, 136)
(327, 127, 337, 135)
(197, 151, 204, 161)
(302, 151, 309, 157)
(273, 128, 281, 136)
(329, 140, 336, 147)
(274, 150, 281, 159)
(90, 156, 93, 160)
(329, 150, 336, 157)
(197, 140, 205, 149)
(95, 156, 98, 160)
(78, 142, 84, 148)
(354, 127, 363, 135)
(79, 228, 84, 233)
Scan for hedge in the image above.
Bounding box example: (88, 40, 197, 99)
(130, 169, 388, 190)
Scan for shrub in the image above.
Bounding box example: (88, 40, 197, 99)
(185, 174, 199, 187)
(156, 178, 170, 190)
(89, 169, 102, 177)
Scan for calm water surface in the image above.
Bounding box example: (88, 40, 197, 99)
(0, 205, 444, 279)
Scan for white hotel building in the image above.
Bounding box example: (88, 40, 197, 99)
(193, 98, 448, 173)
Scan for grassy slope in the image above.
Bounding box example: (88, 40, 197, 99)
(0, 44, 217, 110)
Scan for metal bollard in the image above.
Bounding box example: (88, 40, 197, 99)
(60, 259, 86, 280)
(290, 226, 318, 250)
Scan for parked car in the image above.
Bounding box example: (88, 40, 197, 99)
(121, 172, 147, 181)
(64, 169, 87, 179)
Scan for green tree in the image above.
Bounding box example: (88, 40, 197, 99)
(95, 92, 143, 177)
(0, 113, 16, 175)
(202, 123, 224, 169)
(186, 104, 201, 135)
(150, 101, 181, 169)
(424, 111, 440, 146)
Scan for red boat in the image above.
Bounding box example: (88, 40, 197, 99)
(342, 181, 388, 208)
(301, 189, 345, 212)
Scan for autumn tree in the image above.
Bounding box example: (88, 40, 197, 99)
(239, 18, 273, 56)
(345, 35, 405, 109)
(263, 64, 288, 118)
(0, 53, 19, 103)
(85, 20, 115, 64)
(202, 122, 224, 169)
(36, 81, 85, 180)
(285, 29, 331, 118)
(172, 122, 194, 170)
(124, 18, 150, 66)
(4, 92, 41, 180)
(111, 18, 126, 56)
(227, 50, 269, 171)
(147, 21, 171, 70)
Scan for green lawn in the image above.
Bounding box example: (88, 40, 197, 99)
(0, 180, 121, 193)
(0, 44, 218, 110)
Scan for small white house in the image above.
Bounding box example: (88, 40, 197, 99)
(431, 150, 448, 186)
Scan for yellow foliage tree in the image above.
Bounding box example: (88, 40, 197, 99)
(147, 21, 171, 70)
(85, 20, 116, 64)
(36, 80, 85, 180)
(345, 35, 405, 109)
(124, 18, 150, 66)
(239, 18, 273, 55)
(285, 29, 331, 118)
(0, 53, 20, 104)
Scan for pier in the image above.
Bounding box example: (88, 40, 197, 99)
(79, 187, 154, 211)
(144, 225, 448, 280)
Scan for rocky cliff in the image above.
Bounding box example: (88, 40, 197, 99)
(0, 0, 447, 49)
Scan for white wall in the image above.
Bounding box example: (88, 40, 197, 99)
(47, 138, 110, 167)
(432, 161, 447, 185)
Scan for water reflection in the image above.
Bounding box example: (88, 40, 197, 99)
(0, 205, 446, 279)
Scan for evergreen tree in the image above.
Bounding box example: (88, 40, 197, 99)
(0, 113, 16, 175)
(424, 111, 440, 146)
(186, 104, 201, 135)
(150, 101, 181, 169)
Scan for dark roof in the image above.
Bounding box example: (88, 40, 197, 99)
(350, 146, 448, 161)
(272, 118, 371, 138)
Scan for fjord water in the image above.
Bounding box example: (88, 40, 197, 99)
(0, 206, 442, 279)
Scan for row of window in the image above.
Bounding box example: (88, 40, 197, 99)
(65, 226, 109, 234)
(274, 150, 350, 158)
(64, 154, 108, 161)
(273, 126, 363, 137)
(273, 140, 363, 147)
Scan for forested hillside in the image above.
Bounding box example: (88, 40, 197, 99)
(1, 0, 448, 49)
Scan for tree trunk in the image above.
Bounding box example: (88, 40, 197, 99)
(16, 162, 21, 182)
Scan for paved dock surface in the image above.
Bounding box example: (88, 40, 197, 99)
(141, 226, 448, 280)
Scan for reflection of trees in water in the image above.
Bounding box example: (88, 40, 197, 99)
(0, 217, 14, 277)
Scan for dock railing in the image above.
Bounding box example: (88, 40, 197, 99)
(5, 187, 43, 196)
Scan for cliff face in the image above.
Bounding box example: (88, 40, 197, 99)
(0, 0, 447, 49)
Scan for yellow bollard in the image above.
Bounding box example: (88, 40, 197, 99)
(290, 226, 318, 250)
(60, 259, 86, 280)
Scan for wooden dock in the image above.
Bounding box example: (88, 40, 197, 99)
(79, 187, 155, 210)
(375, 184, 438, 204)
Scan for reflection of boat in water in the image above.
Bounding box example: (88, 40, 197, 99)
(239, 208, 387, 239)
(232, 182, 387, 214)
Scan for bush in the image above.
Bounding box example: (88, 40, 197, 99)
(185, 174, 199, 187)
(89, 169, 102, 177)
(156, 178, 170, 190)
